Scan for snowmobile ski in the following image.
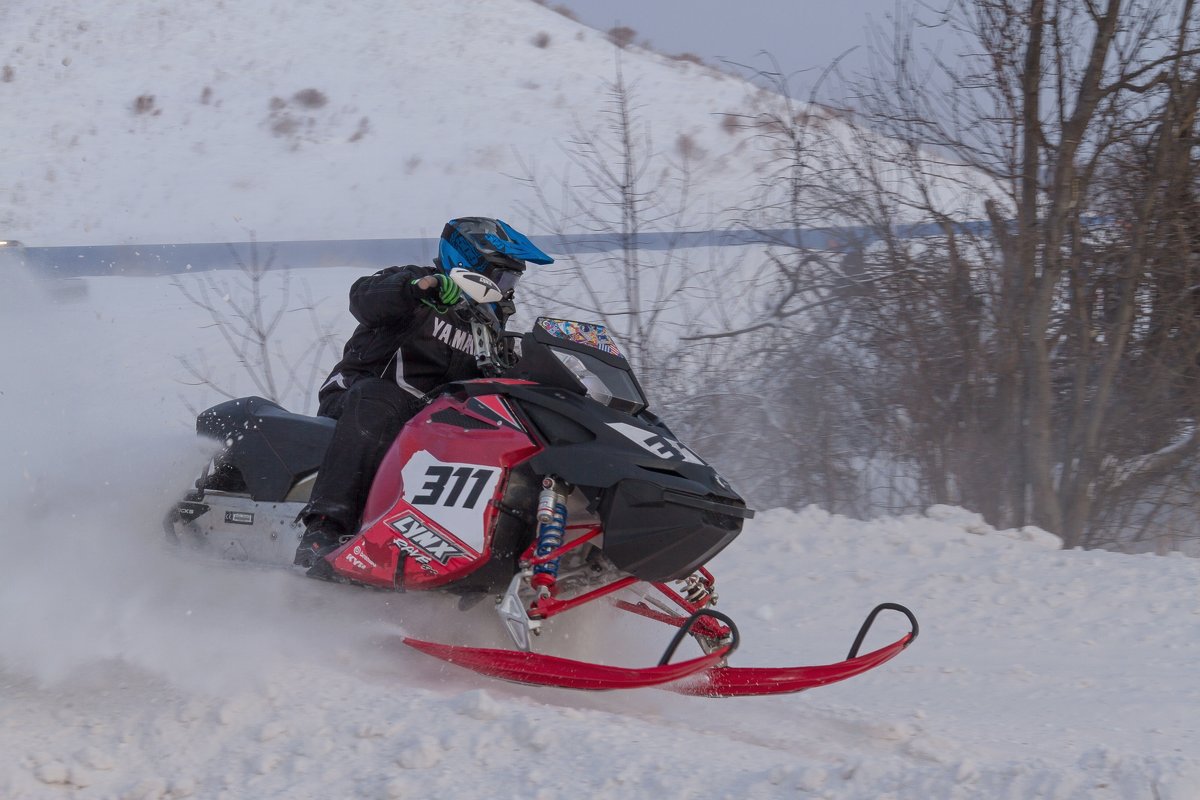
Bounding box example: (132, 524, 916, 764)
(403, 609, 738, 691)
(673, 603, 918, 697)
(403, 603, 916, 696)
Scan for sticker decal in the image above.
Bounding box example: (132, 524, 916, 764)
(388, 511, 468, 568)
(393, 538, 439, 574)
(538, 318, 625, 359)
(177, 501, 209, 521)
(606, 422, 708, 465)
(466, 396, 524, 431)
(411, 465, 496, 509)
(400, 451, 503, 554)
(341, 544, 379, 573)
(224, 510, 254, 525)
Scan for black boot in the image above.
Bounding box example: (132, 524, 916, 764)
(293, 516, 346, 570)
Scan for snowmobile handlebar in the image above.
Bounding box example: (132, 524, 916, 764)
(456, 297, 502, 329)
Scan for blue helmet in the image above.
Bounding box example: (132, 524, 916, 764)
(436, 217, 553, 294)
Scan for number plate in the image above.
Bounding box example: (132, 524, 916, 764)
(400, 451, 502, 554)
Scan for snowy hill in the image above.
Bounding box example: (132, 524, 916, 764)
(2, 270, 1199, 799)
(2, 0, 995, 249)
(1, 0, 768, 246)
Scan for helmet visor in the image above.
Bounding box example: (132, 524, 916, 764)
(492, 269, 521, 294)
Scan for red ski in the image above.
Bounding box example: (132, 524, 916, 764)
(675, 603, 918, 697)
(402, 639, 731, 691)
(402, 604, 917, 696)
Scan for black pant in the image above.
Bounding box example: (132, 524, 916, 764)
(304, 378, 425, 533)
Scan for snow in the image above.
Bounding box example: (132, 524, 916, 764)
(1, 2, 1196, 796)
(1, 0, 991, 247)
(1, 0, 766, 245)
(2, 268, 1199, 800)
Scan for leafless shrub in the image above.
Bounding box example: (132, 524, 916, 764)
(680, 56, 886, 514)
(675, 132, 704, 161)
(516, 56, 711, 386)
(2, 66, 13, 83)
(271, 115, 300, 137)
(404, 156, 422, 174)
(200, 86, 213, 105)
(348, 116, 370, 142)
(551, 5, 578, 21)
(132, 94, 157, 114)
(607, 26, 636, 49)
(265, 93, 335, 145)
(292, 88, 328, 109)
(532, 31, 551, 49)
(669, 52, 705, 66)
(174, 237, 341, 411)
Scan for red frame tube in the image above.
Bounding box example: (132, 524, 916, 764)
(524, 525, 603, 567)
(531, 575, 639, 620)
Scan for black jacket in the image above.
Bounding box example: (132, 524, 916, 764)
(317, 265, 481, 413)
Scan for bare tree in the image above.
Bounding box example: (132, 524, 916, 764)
(512, 56, 828, 509)
(516, 56, 734, 399)
(174, 238, 342, 412)
(824, 0, 1200, 547)
(678, 1, 1200, 548)
(689, 59, 917, 514)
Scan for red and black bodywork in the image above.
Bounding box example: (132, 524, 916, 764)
(334, 377, 749, 593)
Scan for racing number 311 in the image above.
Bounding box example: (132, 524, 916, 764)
(411, 466, 495, 509)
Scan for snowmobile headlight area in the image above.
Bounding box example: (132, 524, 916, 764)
(551, 348, 645, 415)
(553, 350, 611, 403)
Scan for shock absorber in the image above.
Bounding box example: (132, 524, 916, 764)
(677, 570, 718, 607)
(532, 476, 568, 598)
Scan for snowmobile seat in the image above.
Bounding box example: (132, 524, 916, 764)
(196, 396, 336, 502)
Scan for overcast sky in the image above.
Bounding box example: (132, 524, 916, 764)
(548, 0, 941, 98)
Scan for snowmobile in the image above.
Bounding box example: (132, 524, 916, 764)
(166, 270, 918, 696)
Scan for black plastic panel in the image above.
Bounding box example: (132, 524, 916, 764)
(599, 479, 744, 582)
(197, 396, 336, 502)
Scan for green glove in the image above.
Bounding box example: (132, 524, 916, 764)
(414, 274, 462, 307)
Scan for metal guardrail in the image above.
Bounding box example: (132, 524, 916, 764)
(15, 221, 1004, 278)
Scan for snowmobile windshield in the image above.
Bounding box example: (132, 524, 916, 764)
(551, 348, 646, 415)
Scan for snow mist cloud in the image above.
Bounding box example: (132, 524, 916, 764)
(0, 268, 413, 692)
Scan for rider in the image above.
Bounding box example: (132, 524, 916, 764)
(294, 217, 553, 572)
